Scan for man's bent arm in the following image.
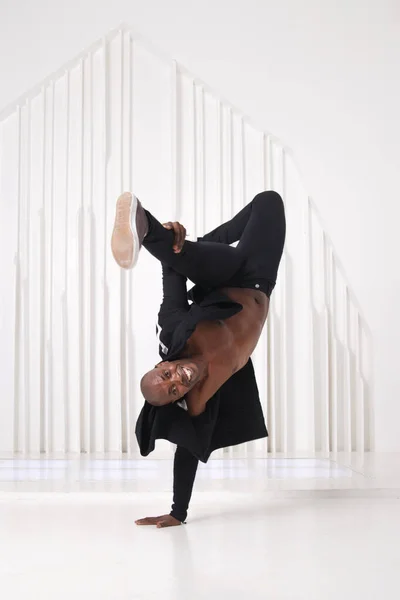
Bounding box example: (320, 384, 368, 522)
(170, 445, 199, 523)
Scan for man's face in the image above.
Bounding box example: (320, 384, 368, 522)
(140, 360, 201, 406)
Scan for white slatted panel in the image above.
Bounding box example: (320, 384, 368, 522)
(0, 27, 373, 454)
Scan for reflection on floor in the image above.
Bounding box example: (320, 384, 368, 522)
(0, 457, 352, 484)
(1, 453, 400, 495)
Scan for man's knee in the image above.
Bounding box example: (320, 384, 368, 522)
(253, 190, 284, 212)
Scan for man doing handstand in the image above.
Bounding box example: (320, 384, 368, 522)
(111, 190, 286, 527)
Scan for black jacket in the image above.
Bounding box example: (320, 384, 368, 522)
(135, 265, 268, 463)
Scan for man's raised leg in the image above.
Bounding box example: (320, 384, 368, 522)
(111, 192, 244, 288)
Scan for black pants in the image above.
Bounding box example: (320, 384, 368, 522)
(143, 190, 286, 297)
(143, 191, 286, 522)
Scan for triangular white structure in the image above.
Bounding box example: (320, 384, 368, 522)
(0, 27, 372, 455)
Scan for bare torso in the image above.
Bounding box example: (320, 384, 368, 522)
(184, 287, 270, 416)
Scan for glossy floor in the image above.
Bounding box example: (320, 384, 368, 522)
(1, 455, 400, 599)
(1, 494, 400, 599)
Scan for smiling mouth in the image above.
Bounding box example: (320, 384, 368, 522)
(181, 366, 193, 385)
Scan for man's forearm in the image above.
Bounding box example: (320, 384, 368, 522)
(170, 446, 199, 523)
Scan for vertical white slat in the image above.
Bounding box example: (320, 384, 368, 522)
(272, 144, 284, 198)
(216, 100, 223, 224)
(176, 73, 196, 242)
(342, 286, 352, 452)
(323, 237, 332, 452)
(107, 32, 124, 452)
(264, 134, 272, 190)
(45, 82, 55, 453)
(319, 236, 328, 451)
(229, 108, 234, 217)
(267, 310, 277, 453)
(261, 133, 271, 455)
(120, 31, 130, 453)
(229, 110, 236, 221)
(272, 271, 283, 453)
(62, 70, 71, 452)
(327, 245, 334, 328)
(354, 316, 364, 452)
(105, 31, 123, 453)
(304, 197, 316, 453)
(79, 58, 86, 452)
(194, 83, 205, 236)
(357, 375, 366, 452)
(279, 255, 288, 453)
(352, 306, 360, 449)
(264, 133, 273, 453)
(84, 53, 94, 454)
(65, 62, 83, 454)
(330, 330, 338, 453)
(91, 39, 108, 453)
(17, 104, 28, 453)
(39, 87, 47, 452)
(240, 117, 246, 205)
(86, 53, 95, 454)
(327, 245, 337, 452)
(13, 106, 23, 452)
(123, 31, 135, 452)
(222, 106, 233, 223)
(280, 151, 288, 453)
(0, 113, 22, 453)
(24, 100, 32, 454)
(127, 35, 136, 452)
(81, 53, 96, 453)
(170, 59, 178, 220)
(51, 75, 68, 453)
(29, 93, 46, 455)
(193, 80, 198, 239)
(103, 37, 111, 452)
(118, 31, 127, 453)
(343, 347, 352, 452)
(354, 313, 365, 452)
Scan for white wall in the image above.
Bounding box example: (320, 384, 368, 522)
(0, 30, 372, 455)
(0, 0, 399, 450)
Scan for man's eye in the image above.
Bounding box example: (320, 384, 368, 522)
(164, 370, 170, 378)
(172, 386, 178, 395)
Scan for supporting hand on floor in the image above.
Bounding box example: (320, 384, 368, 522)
(135, 514, 182, 528)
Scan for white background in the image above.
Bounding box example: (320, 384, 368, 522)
(0, 0, 399, 450)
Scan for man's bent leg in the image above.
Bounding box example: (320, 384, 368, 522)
(199, 201, 254, 245)
(143, 210, 243, 288)
(199, 191, 285, 284)
(236, 191, 286, 285)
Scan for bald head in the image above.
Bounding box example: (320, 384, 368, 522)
(140, 360, 205, 406)
(140, 369, 173, 406)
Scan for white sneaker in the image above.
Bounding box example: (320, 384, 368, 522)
(111, 192, 148, 269)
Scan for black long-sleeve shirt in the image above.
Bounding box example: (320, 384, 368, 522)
(135, 265, 268, 521)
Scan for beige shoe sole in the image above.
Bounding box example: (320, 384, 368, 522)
(111, 192, 140, 269)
